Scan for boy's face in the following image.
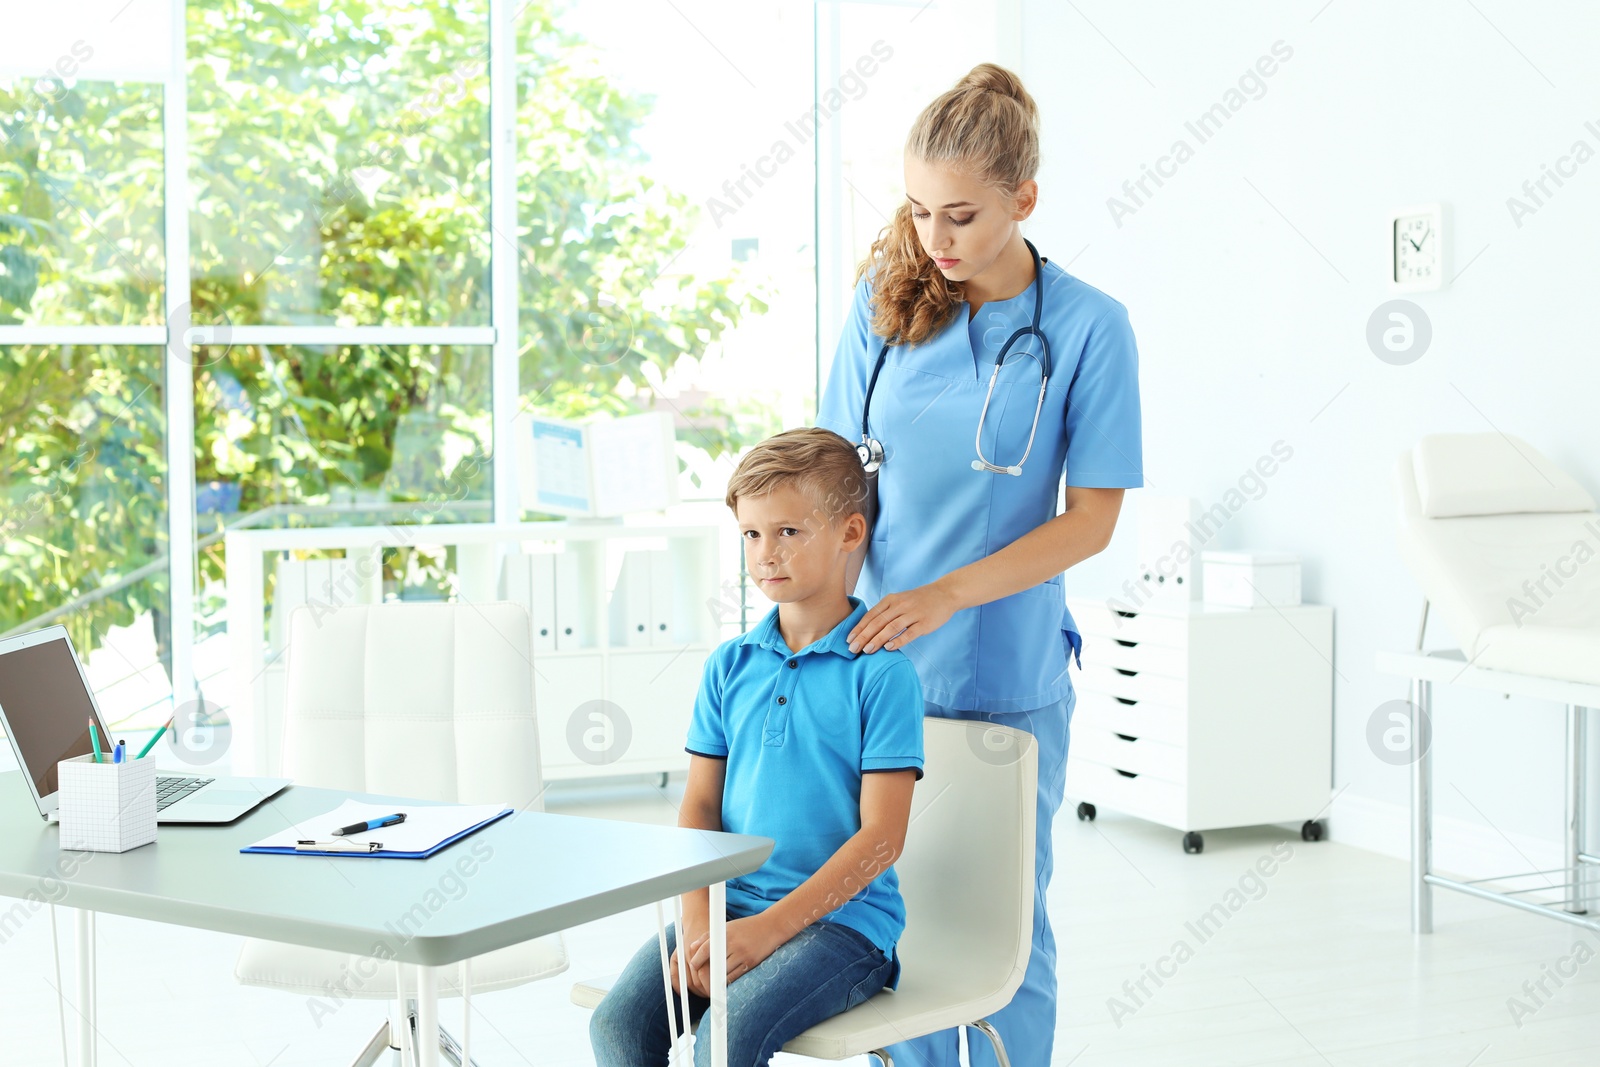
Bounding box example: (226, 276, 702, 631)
(736, 484, 866, 605)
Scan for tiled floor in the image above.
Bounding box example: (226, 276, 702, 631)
(3, 766, 1597, 1066)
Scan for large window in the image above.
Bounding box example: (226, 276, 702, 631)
(0, 0, 1014, 733)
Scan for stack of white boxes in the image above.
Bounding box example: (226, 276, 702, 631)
(1200, 551, 1302, 608)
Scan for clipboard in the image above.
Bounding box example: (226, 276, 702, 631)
(241, 800, 513, 859)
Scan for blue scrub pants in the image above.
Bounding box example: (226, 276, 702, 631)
(884, 689, 1074, 1067)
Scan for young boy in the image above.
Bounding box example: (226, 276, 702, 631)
(589, 427, 925, 1067)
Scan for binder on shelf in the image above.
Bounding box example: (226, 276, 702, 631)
(498, 553, 528, 605)
(612, 551, 653, 648)
(530, 554, 558, 654)
(501, 553, 559, 654)
(554, 549, 586, 651)
(648, 549, 675, 645)
(241, 799, 512, 859)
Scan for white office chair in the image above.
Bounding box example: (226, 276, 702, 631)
(570, 717, 1038, 1066)
(234, 602, 569, 1067)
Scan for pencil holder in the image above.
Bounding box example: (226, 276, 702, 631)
(57, 753, 157, 853)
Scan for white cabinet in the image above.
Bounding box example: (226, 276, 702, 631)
(1064, 596, 1334, 851)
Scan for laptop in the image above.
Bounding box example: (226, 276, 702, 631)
(0, 625, 291, 823)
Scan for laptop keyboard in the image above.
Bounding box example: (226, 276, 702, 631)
(156, 775, 215, 811)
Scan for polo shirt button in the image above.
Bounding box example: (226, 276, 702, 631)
(787, 660, 797, 669)
(777, 696, 787, 705)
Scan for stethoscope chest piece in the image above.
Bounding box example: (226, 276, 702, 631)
(857, 437, 884, 474)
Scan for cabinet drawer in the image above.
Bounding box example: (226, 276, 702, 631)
(1091, 636, 1188, 678)
(1065, 755, 1187, 829)
(1073, 690, 1187, 746)
(1072, 728, 1186, 783)
(1068, 599, 1188, 648)
(1074, 661, 1188, 707)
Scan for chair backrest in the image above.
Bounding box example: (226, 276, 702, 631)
(895, 718, 1037, 1000)
(281, 602, 547, 810)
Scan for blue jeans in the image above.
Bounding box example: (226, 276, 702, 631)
(883, 691, 1074, 1067)
(590, 912, 895, 1067)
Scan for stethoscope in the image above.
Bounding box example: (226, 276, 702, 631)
(858, 238, 1052, 477)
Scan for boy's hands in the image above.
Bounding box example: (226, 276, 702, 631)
(668, 945, 707, 997)
(671, 914, 790, 995)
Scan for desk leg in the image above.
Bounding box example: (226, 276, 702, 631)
(1566, 705, 1589, 914)
(416, 966, 440, 1067)
(1411, 677, 1433, 934)
(709, 881, 727, 1067)
(76, 908, 96, 1067)
(654, 900, 681, 1062)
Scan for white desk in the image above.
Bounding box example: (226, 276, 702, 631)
(1375, 649, 1599, 935)
(0, 774, 772, 1066)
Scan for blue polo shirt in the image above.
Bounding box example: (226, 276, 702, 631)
(685, 596, 925, 988)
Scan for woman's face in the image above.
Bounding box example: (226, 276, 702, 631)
(903, 154, 1035, 284)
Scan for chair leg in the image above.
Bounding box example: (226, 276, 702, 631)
(867, 1051, 893, 1067)
(348, 1018, 392, 1067)
(438, 1024, 481, 1067)
(966, 1020, 1011, 1067)
(403, 1002, 482, 1067)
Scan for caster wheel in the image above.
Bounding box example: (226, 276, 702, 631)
(1076, 802, 1097, 822)
(1301, 819, 1324, 842)
(1182, 831, 1204, 854)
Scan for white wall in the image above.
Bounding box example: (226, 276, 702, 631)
(1021, 0, 1600, 870)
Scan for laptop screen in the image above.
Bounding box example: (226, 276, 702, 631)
(0, 635, 105, 801)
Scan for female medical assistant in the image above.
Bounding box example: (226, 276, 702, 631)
(815, 239, 1143, 1063)
(817, 242, 1144, 712)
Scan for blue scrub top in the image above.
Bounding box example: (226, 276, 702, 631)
(685, 596, 926, 988)
(817, 257, 1144, 714)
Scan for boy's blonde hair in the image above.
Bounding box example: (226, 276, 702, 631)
(725, 428, 872, 528)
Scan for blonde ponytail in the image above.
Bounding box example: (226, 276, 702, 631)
(856, 63, 1041, 347)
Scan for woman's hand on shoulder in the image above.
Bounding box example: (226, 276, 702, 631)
(847, 581, 961, 654)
